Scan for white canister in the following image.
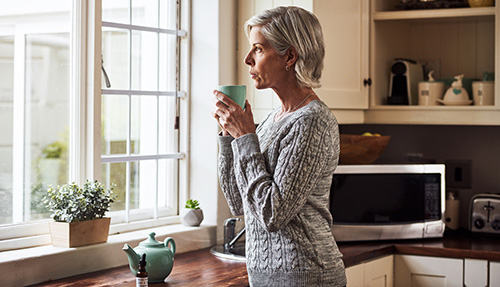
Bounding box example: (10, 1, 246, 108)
(472, 81, 494, 106)
(418, 81, 444, 106)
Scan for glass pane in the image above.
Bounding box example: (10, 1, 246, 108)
(131, 31, 158, 91)
(160, 0, 177, 30)
(26, 32, 70, 221)
(158, 159, 177, 209)
(0, 36, 14, 224)
(158, 96, 177, 154)
(159, 33, 176, 92)
(130, 160, 157, 210)
(102, 94, 129, 155)
(102, 28, 130, 90)
(102, 0, 130, 24)
(132, 0, 158, 28)
(0, 1, 71, 225)
(131, 95, 158, 155)
(102, 162, 127, 212)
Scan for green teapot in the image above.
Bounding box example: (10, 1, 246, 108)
(123, 232, 176, 283)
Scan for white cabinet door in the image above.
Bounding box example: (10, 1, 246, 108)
(394, 255, 463, 287)
(364, 255, 394, 287)
(313, 0, 369, 110)
(464, 258, 487, 287)
(346, 263, 365, 287)
(346, 255, 393, 287)
(490, 261, 500, 287)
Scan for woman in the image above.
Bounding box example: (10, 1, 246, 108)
(212, 6, 347, 287)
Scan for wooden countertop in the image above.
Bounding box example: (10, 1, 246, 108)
(339, 232, 500, 267)
(32, 232, 500, 287)
(31, 248, 249, 287)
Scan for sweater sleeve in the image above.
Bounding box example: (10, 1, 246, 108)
(231, 116, 337, 232)
(218, 134, 244, 216)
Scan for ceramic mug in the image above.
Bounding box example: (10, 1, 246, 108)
(418, 81, 444, 106)
(472, 81, 494, 106)
(218, 85, 246, 109)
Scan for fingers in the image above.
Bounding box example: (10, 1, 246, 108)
(213, 90, 239, 110)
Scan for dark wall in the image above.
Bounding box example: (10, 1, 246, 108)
(339, 124, 500, 229)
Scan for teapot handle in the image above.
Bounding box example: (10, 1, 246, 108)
(164, 237, 176, 256)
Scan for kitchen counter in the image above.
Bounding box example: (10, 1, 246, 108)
(32, 232, 500, 287)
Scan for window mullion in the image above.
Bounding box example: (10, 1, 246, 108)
(12, 31, 26, 223)
(125, 0, 132, 223)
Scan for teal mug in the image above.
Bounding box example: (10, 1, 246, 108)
(218, 85, 246, 109)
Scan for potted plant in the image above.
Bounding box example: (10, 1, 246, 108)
(180, 199, 204, 227)
(43, 179, 115, 247)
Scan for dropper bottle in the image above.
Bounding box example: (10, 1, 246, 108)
(136, 253, 148, 287)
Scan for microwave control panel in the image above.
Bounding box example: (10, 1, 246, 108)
(424, 175, 441, 220)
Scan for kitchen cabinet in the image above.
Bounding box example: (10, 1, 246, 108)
(394, 254, 463, 286)
(365, 1, 499, 125)
(491, 261, 500, 286)
(464, 259, 488, 287)
(346, 255, 393, 287)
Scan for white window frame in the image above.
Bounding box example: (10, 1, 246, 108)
(0, 0, 190, 252)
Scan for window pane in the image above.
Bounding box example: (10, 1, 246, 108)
(158, 158, 177, 209)
(131, 31, 158, 91)
(159, 34, 176, 92)
(26, 33, 70, 221)
(102, 0, 130, 24)
(130, 160, 157, 210)
(0, 36, 14, 224)
(102, 162, 126, 211)
(158, 96, 177, 154)
(102, 28, 129, 90)
(131, 95, 157, 155)
(0, 1, 71, 226)
(102, 94, 129, 155)
(132, 0, 158, 28)
(160, 0, 177, 30)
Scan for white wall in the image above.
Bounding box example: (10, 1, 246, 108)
(190, 0, 236, 244)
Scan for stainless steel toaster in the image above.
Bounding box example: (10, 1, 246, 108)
(470, 193, 500, 235)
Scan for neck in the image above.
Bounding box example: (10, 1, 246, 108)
(274, 88, 317, 121)
(275, 88, 316, 112)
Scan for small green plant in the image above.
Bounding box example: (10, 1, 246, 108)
(42, 140, 67, 159)
(185, 199, 200, 209)
(43, 179, 116, 223)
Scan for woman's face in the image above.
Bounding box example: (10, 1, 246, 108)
(244, 26, 288, 90)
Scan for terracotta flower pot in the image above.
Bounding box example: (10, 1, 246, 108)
(180, 209, 204, 227)
(49, 217, 111, 248)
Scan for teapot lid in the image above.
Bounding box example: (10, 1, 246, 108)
(139, 232, 163, 247)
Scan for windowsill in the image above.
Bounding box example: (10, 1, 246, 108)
(0, 224, 217, 287)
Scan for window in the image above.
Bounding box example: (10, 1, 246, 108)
(101, 0, 186, 226)
(0, 0, 187, 251)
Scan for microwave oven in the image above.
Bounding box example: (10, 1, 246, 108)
(330, 164, 445, 242)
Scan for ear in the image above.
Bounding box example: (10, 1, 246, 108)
(285, 47, 298, 67)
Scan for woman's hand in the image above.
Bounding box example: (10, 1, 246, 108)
(212, 90, 256, 138)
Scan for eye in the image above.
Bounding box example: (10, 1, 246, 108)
(254, 46, 262, 53)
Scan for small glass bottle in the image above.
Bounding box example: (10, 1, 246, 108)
(136, 253, 148, 287)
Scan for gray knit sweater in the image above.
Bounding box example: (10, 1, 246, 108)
(218, 100, 347, 287)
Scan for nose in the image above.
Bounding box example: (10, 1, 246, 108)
(244, 50, 253, 67)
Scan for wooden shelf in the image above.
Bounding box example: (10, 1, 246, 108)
(373, 7, 495, 21)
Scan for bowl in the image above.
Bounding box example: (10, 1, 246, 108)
(468, 0, 494, 7)
(339, 134, 391, 164)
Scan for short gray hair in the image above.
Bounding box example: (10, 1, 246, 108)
(245, 6, 325, 89)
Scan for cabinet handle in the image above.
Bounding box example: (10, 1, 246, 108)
(363, 78, 372, 86)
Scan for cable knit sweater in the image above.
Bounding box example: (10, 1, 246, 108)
(218, 100, 347, 286)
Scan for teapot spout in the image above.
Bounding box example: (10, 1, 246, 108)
(123, 243, 140, 273)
